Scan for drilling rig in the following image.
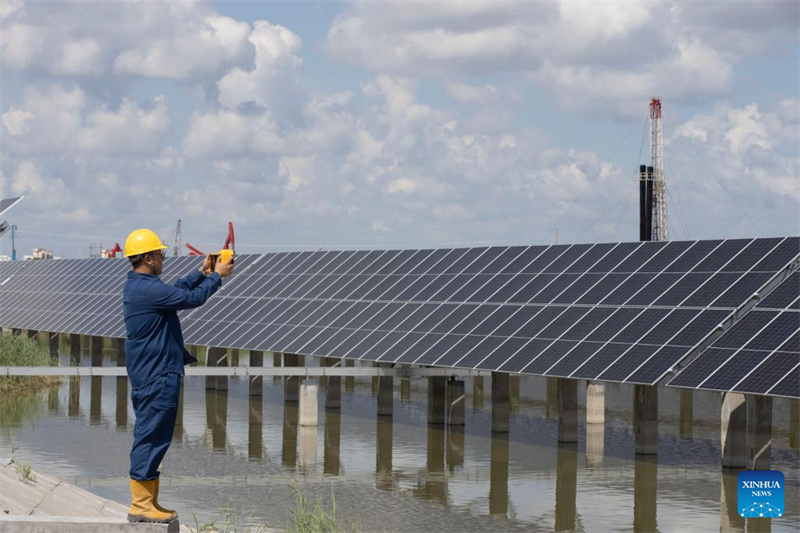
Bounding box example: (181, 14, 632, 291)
(639, 98, 668, 242)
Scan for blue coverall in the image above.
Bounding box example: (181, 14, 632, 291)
(123, 268, 222, 480)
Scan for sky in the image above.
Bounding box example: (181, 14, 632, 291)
(1, 0, 798, 259)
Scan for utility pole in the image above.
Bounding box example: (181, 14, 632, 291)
(173, 219, 182, 257)
(11, 224, 17, 261)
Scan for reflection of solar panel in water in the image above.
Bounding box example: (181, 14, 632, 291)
(668, 270, 800, 398)
(177, 237, 798, 386)
(0, 196, 23, 217)
(0, 237, 797, 390)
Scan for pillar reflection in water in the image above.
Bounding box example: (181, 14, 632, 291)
(720, 472, 744, 532)
(48, 384, 60, 413)
(323, 410, 341, 476)
(89, 376, 102, 425)
(283, 403, 299, 469)
(172, 379, 184, 442)
(446, 426, 465, 472)
(298, 425, 317, 473)
(555, 443, 577, 531)
(546, 378, 558, 419)
(248, 397, 263, 461)
(205, 389, 228, 452)
(680, 389, 694, 437)
(633, 457, 657, 533)
(376, 418, 393, 491)
(116, 376, 128, 431)
(489, 433, 509, 516)
(68, 377, 80, 418)
(585, 423, 604, 467)
(473, 376, 484, 409)
(415, 425, 446, 503)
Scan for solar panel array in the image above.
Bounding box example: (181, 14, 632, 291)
(668, 271, 800, 398)
(0, 237, 797, 391)
(0, 196, 23, 217)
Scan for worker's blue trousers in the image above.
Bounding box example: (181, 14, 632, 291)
(129, 372, 181, 481)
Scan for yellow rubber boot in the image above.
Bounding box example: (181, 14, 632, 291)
(127, 479, 177, 523)
(154, 477, 178, 518)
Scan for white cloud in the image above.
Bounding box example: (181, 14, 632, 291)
(386, 177, 420, 194)
(444, 81, 499, 104)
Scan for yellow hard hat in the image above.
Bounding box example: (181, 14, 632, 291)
(124, 228, 168, 257)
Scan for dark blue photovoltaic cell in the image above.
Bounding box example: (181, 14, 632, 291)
(751, 237, 800, 272)
(567, 342, 629, 379)
(501, 246, 548, 274)
(769, 368, 800, 398)
(721, 238, 783, 272)
(622, 346, 689, 384)
(499, 339, 554, 371)
(756, 272, 800, 310)
(637, 241, 694, 272)
(734, 349, 798, 394)
(589, 242, 641, 273)
(664, 240, 722, 272)
(520, 340, 579, 374)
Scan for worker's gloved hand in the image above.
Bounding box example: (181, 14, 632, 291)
(215, 259, 233, 278)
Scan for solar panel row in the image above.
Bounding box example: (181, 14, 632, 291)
(668, 271, 800, 398)
(0, 237, 797, 392)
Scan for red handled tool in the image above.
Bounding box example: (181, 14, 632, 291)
(185, 222, 235, 270)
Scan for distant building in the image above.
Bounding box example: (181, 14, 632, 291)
(0, 255, 10, 262)
(24, 248, 54, 260)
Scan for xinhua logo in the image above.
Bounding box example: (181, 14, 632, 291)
(738, 470, 784, 518)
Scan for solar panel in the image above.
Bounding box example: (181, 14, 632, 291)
(0, 196, 23, 217)
(0, 237, 798, 393)
(668, 269, 800, 398)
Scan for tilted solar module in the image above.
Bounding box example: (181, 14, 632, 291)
(668, 270, 800, 398)
(0, 255, 257, 338)
(0, 237, 797, 390)
(177, 237, 798, 386)
(0, 196, 23, 217)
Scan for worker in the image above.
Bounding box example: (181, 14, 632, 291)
(122, 228, 233, 523)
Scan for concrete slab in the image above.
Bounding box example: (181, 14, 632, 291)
(0, 515, 180, 533)
(32, 482, 107, 516)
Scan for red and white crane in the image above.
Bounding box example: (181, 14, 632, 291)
(649, 98, 668, 241)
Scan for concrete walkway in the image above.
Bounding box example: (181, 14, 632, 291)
(0, 458, 187, 532)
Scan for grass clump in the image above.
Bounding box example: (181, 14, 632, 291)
(14, 461, 36, 483)
(288, 480, 360, 533)
(0, 332, 60, 395)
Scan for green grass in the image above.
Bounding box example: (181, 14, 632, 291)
(14, 461, 36, 483)
(0, 332, 61, 395)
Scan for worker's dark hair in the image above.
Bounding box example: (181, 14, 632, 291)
(129, 254, 145, 269)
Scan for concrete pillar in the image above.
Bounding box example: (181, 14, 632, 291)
(371, 361, 379, 396)
(747, 395, 772, 471)
(555, 444, 578, 532)
(284, 353, 304, 402)
(400, 377, 411, 401)
(48, 332, 59, 359)
(395, 375, 410, 400)
(90, 336, 103, 367)
(633, 457, 658, 532)
(376, 418, 392, 491)
(272, 352, 282, 383)
(324, 410, 341, 476)
(720, 472, 744, 532)
(428, 375, 446, 425)
(249, 350, 264, 396)
(70, 334, 81, 363)
(206, 347, 227, 391)
(473, 376, 484, 408)
(48, 382, 60, 413)
(634, 385, 659, 456)
(491, 372, 510, 433)
(586, 381, 605, 425)
(326, 373, 342, 410)
(114, 338, 127, 431)
(546, 377, 558, 419)
(248, 396, 263, 461)
(489, 434, 509, 516)
(679, 389, 694, 437)
(509, 375, 520, 413)
(447, 379, 466, 426)
(377, 373, 394, 417)
(282, 403, 298, 468)
(345, 359, 355, 392)
(11, 328, 21, 337)
(299, 380, 318, 426)
(721, 392, 747, 468)
(230, 348, 240, 368)
(558, 378, 578, 444)
(26, 329, 38, 340)
(790, 399, 799, 449)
